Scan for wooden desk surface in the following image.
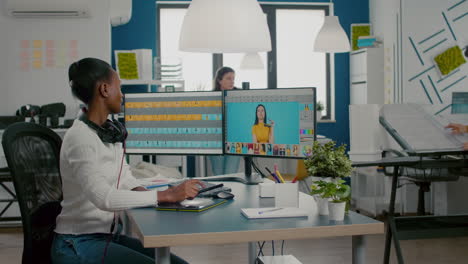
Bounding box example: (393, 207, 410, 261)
(126, 182, 384, 248)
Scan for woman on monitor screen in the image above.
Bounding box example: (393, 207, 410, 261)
(252, 104, 275, 143)
(51, 58, 199, 264)
(209, 67, 241, 175)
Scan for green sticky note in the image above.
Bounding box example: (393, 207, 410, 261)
(117, 52, 139, 79)
(434, 46, 466, 76)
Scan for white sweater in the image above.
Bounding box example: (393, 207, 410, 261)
(55, 120, 158, 235)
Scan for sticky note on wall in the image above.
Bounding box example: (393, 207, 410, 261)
(116, 52, 139, 80)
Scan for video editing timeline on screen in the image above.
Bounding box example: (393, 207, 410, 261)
(124, 92, 223, 154)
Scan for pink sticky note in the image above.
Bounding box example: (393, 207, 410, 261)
(69, 49, 78, 59)
(46, 49, 55, 57)
(46, 60, 55, 67)
(20, 50, 29, 59)
(46, 40, 54, 48)
(21, 40, 29, 49)
(70, 40, 78, 49)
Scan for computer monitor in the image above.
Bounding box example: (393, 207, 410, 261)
(224, 88, 317, 158)
(124, 91, 223, 155)
(219, 88, 316, 184)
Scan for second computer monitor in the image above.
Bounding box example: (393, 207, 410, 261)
(224, 88, 316, 158)
(124, 91, 223, 155)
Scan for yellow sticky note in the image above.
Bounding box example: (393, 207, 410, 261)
(116, 52, 139, 80)
(32, 40, 43, 49)
(32, 60, 42, 69)
(32, 50, 42, 59)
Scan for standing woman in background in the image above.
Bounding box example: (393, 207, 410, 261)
(209, 67, 241, 175)
(51, 58, 200, 264)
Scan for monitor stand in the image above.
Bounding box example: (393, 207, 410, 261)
(195, 157, 263, 185)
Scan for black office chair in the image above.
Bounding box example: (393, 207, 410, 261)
(2, 122, 63, 264)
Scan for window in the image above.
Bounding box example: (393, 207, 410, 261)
(157, 3, 331, 119)
(159, 7, 212, 91)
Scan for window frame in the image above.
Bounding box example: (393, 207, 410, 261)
(156, 1, 333, 120)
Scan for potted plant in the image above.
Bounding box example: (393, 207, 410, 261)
(316, 101, 324, 121)
(304, 141, 353, 215)
(311, 179, 350, 220)
(304, 141, 353, 181)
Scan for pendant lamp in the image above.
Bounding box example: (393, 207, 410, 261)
(179, 0, 272, 53)
(240, 53, 264, 69)
(314, 15, 350, 53)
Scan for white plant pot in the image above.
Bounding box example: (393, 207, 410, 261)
(316, 196, 330, 215)
(316, 111, 322, 121)
(328, 201, 346, 221)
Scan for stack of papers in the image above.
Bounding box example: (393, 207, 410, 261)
(241, 207, 308, 219)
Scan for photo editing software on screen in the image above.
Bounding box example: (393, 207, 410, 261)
(224, 88, 316, 158)
(124, 91, 223, 154)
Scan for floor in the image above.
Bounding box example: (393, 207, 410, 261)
(2, 226, 468, 264)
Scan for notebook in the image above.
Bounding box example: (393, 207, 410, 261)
(156, 198, 228, 212)
(241, 207, 308, 219)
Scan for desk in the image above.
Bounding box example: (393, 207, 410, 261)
(126, 182, 383, 264)
(353, 153, 468, 264)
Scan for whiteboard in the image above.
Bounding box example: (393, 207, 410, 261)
(0, 0, 111, 118)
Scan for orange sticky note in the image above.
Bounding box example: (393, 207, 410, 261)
(32, 40, 42, 49)
(32, 50, 42, 59)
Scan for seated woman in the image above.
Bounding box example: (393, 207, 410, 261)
(208, 67, 240, 175)
(252, 104, 275, 143)
(51, 57, 201, 264)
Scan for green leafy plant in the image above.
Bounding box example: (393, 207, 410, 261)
(310, 179, 351, 203)
(316, 101, 324, 112)
(304, 141, 353, 178)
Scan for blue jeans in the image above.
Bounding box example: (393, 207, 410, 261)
(208, 155, 241, 175)
(51, 233, 188, 264)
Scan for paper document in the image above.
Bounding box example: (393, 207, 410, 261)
(241, 207, 308, 219)
(381, 104, 468, 150)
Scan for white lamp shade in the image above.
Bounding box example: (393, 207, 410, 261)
(314, 16, 350, 53)
(240, 53, 264, 69)
(179, 0, 272, 53)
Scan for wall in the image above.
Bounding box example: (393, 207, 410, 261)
(369, 0, 468, 214)
(111, 0, 370, 147)
(0, 0, 111, 118)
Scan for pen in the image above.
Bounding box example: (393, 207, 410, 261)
(197, 183, 224, 194)
(275, 169, 285, 183)
(258, 208, 283, 214)
(265, 167, 280, 183)
(291, 176, 298, 183)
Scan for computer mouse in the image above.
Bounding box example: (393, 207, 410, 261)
(217, 191, 235, 200)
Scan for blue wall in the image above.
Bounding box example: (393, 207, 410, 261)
(111, 0, 369, 148)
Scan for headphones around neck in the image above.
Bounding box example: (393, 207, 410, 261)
(79, 114, 127, 144)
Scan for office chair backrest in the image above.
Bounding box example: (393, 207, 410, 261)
(2, 122, 62, 264)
